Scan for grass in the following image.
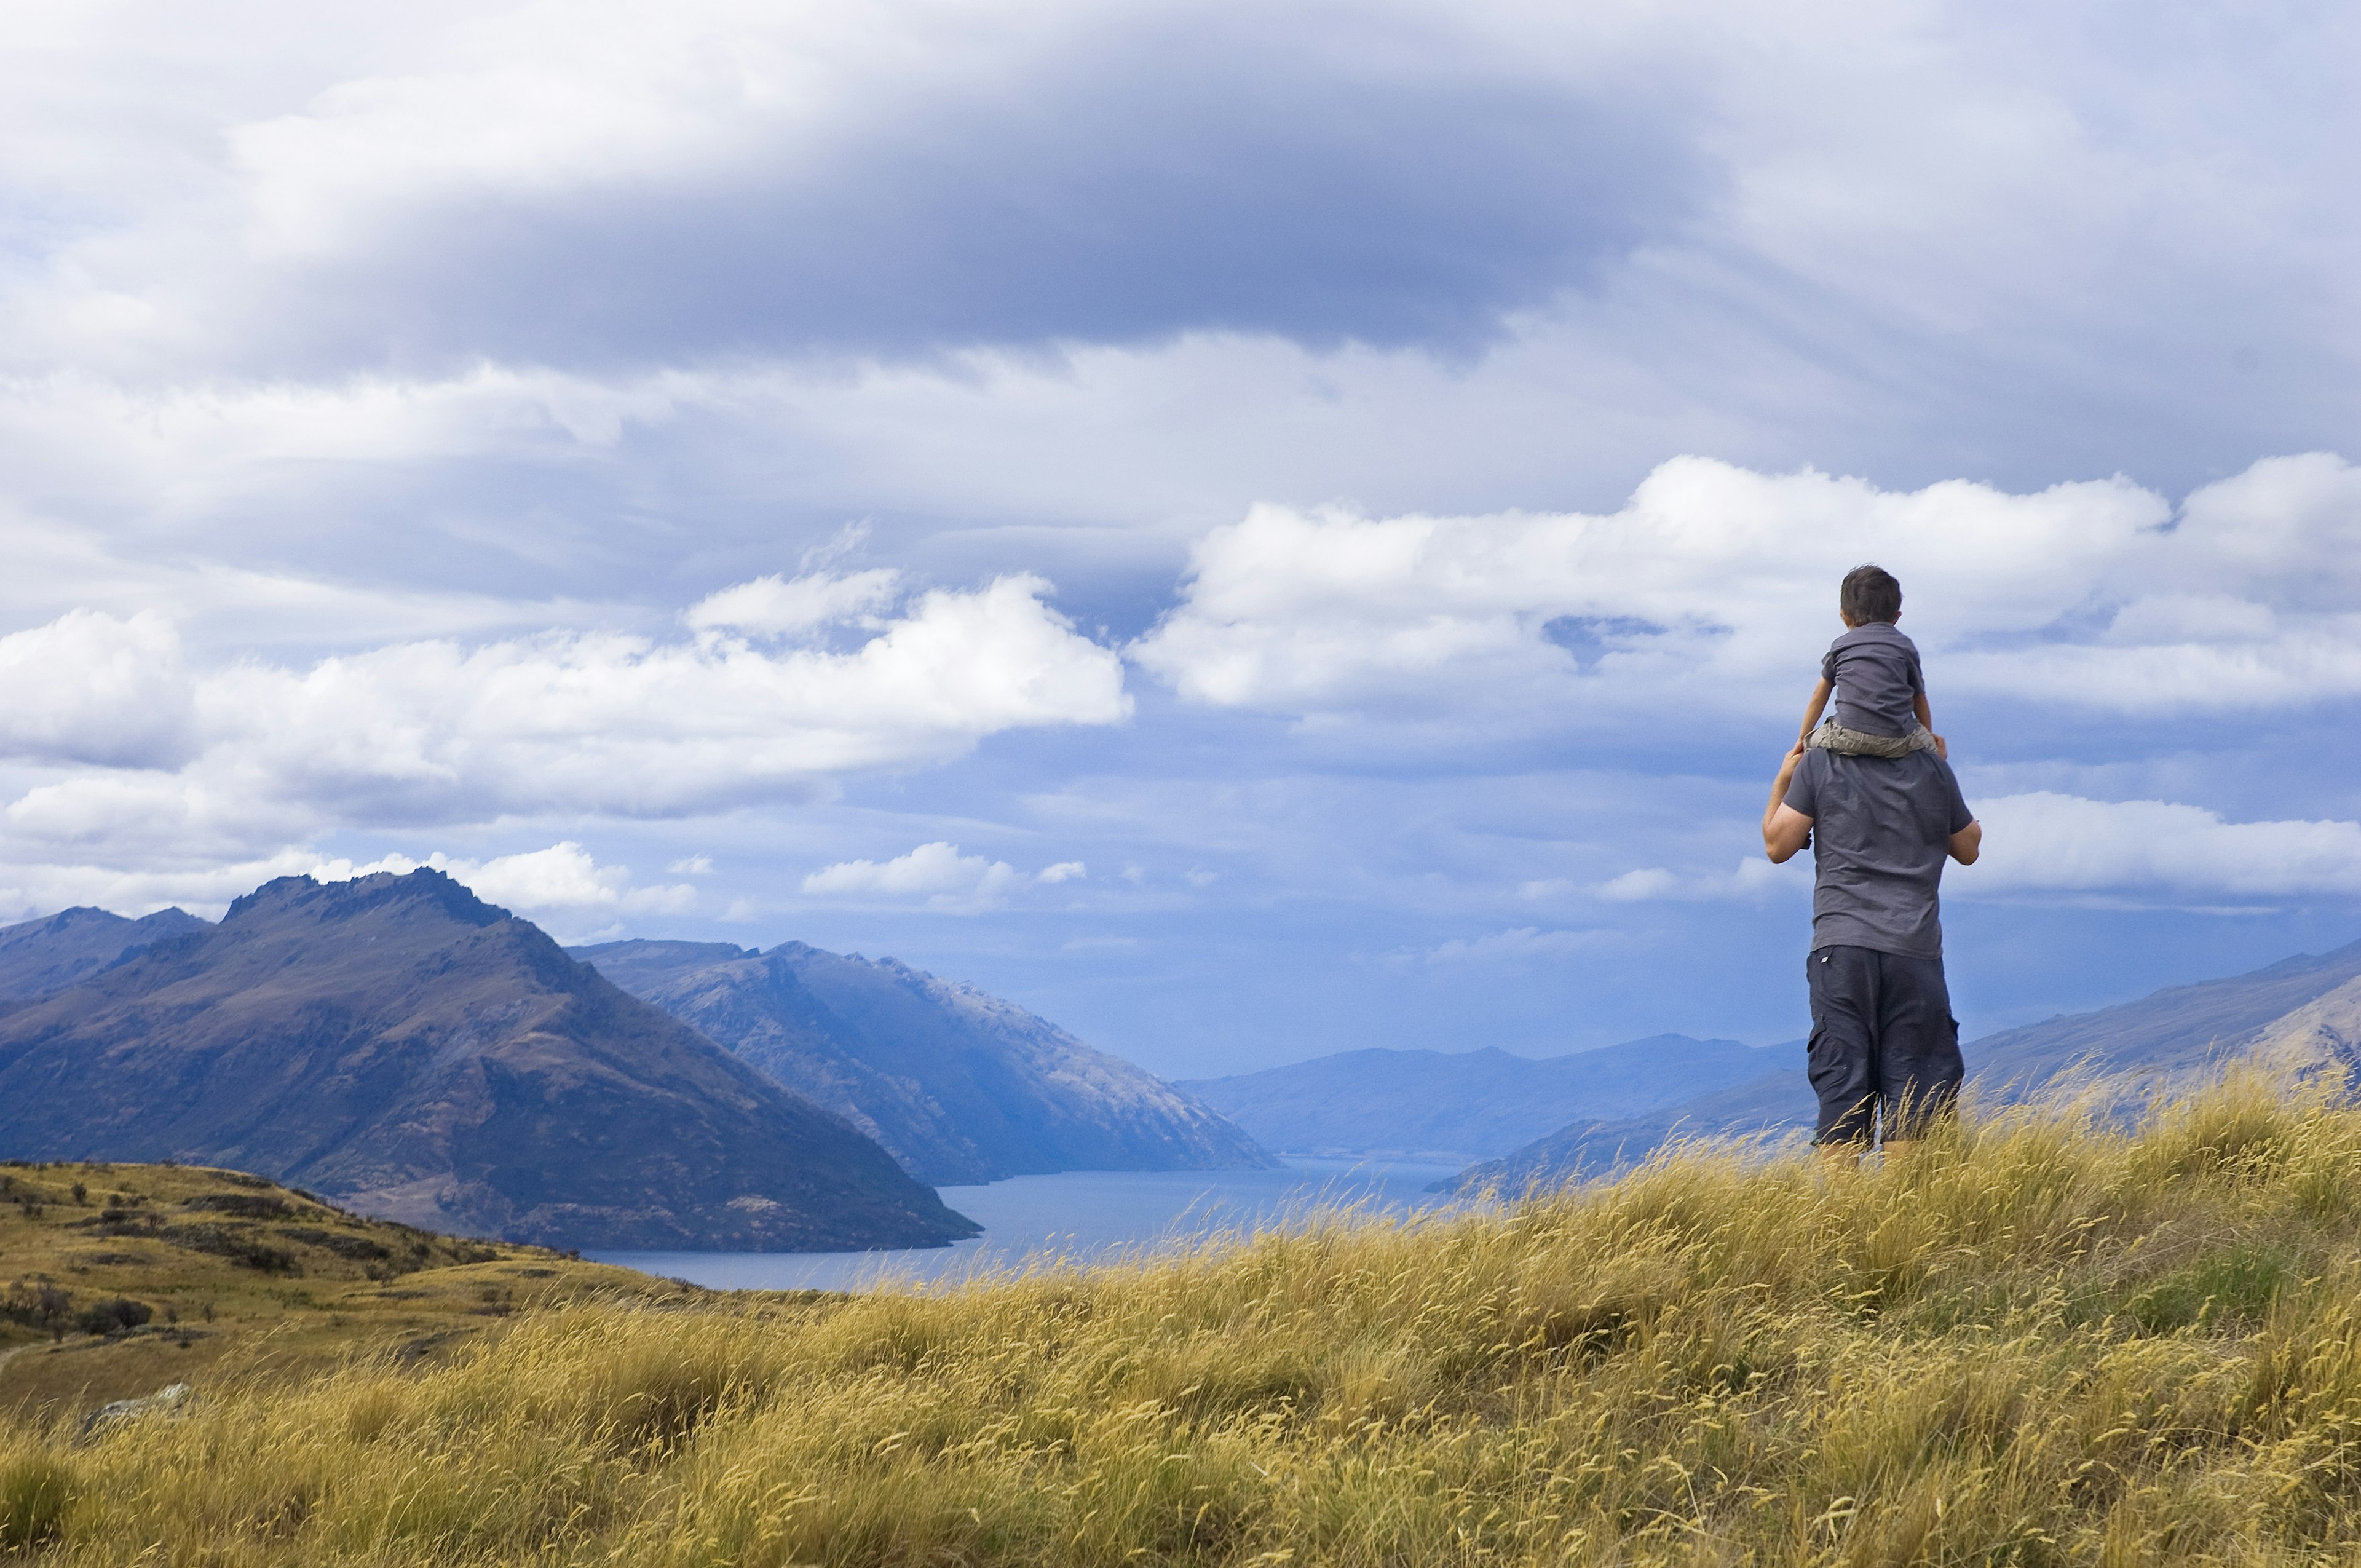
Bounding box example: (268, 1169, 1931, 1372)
(0, 1160, 696, 1428)
(14, 1077, 2361, 1562)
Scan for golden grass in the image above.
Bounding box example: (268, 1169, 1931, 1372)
(0, 1162, 697, 1426)
(17, 1076, 2361, 1563)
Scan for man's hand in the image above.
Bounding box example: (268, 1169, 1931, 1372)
(1763, 742, 1814, 863)
(1948, 818, 1982, 865)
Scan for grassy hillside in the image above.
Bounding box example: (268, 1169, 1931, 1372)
(15, 1080, 2361, 1561)
(0, 1160, 690, 1430)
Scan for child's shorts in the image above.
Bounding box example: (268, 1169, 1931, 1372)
(1807, 719, 1937, 759)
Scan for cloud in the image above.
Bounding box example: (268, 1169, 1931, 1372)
(1595, 792, 2361, 909)
(1131, 454, 2361, 724)
(0, 610, 196, 767)
(685, 569, 902, 638)
(801, 842, 1022, 909)
(60, 1, 1699, 376)
(1598, 858, 1806, 904)
(1423, 927, 1618, 964)
(0, 573, 1125, 823)
(0, 574, 1125, 917)
(801, 841, 1085, 910)
(1960, 793, 2361, 901)
(314, 841, 694, 916)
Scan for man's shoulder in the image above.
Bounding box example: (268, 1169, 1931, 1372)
(1809, 745, 1957, 797)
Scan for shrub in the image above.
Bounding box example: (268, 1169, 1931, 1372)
(1, 1279, 71, 1332)
(181, 1192, 292, 1219)
(74, 1297, 153, 1336)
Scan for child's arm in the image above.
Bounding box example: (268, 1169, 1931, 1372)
(1914, 691, 1946, 758)
(1798, 678, 1833, 742)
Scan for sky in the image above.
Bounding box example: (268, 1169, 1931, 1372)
(2, 0, 2358, 1078)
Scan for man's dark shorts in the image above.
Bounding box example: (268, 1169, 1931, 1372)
(1805, 944, 1963, 1146)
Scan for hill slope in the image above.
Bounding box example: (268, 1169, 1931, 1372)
(1446, 935, 2361, 1191)
(0, 1158, 684, 1423)
(0, 873, 976, 1251)
(1968, 935, 2361, 1091)
(9, 1083, 2361, 1564)
(575, 938, 1274, 1184)
(0, 907, 209, 1000)
(1176, 1035, 1777, 1162)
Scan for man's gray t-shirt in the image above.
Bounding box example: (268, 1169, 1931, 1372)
(1784, 747, 1973, 959)
(1821, 620, 1924, 737)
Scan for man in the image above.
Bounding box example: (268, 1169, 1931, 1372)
(1763, 639, 1982, 1162)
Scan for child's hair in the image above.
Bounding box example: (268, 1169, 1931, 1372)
(1840, 563, 1903, 624)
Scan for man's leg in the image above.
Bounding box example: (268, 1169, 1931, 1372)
(1872, 950, 1963, 1153)
(1805, 946, 1880, 1158)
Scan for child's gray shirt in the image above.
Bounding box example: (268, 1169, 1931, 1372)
(1822, 620, 1924, 738)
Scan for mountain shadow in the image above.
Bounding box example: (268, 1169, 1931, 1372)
(575, 938, 1275, 1186)
(0, 873, 977, 1252)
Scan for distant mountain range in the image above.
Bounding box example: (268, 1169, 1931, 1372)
(1444, 935, 2361, 1194)
(1967, 940, 2361, 1093)
(0, 873, 976, 1251)
(1176, 1035, 1782, 1163)
(574, 938, 1274, 1184)
(0, 906, 209, 1000)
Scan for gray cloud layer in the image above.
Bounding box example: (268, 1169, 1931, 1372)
(1, 0, 2357, 1061)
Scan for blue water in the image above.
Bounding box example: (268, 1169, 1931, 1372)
(591, 1158, 1467, 1293)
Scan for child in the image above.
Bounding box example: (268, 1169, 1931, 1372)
(1795, 564, 1945, 759)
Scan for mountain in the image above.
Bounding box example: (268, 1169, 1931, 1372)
(0, 906, 210, 1000)
(0, 872, 977, 1252)
(1445, 935, 2361, 1193)
(1176, 1035, 1780, 1163)
(574, 938, 1275, 1185)
(1443, 1067, 1809, 1194)
(1966, 937, 2361, 1093)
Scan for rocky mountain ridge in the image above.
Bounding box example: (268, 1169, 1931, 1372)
(575, 938, 1273, 1185)
(0, 873, 976, 1251)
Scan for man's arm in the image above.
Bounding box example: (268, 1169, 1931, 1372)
(1763, 743, 1814, 863)
(1948, 818, 1982, 865)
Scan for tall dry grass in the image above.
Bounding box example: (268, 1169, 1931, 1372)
(13, 1075, 2361, 1563)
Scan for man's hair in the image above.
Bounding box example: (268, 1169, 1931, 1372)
(1840, 564, 1903, 624)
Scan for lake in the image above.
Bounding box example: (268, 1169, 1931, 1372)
(591, 1157, 1468, 1293)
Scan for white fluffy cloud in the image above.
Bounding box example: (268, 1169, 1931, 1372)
(0, 610, 196, 767)
(1132, 454, 2361, 722)
(0, 572, 1126, 916)
(685, 569, 903, 638)
(1590, 792, 2361, 908)
(801, 841, 1086, 911)
(1960, 794, 2361, 901)
(1597, 858, 1808, 905)
(314, 841, 694, 917)
(1422, 926, 1619, 964)
(0, 571, 1124, 820)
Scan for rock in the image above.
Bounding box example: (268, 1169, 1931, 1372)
(78, 1382, 191, 1441)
